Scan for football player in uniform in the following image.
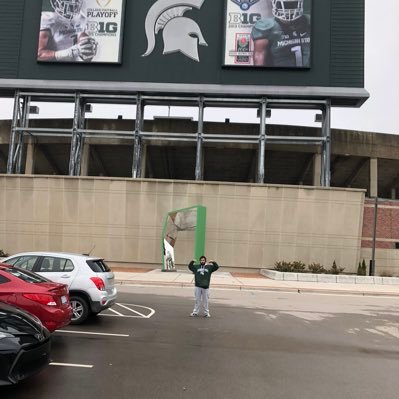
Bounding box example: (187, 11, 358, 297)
(251, 0, 311, 67)
(37, 0, 98, 62)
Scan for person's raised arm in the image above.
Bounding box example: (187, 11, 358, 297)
(188, 260, 196, 273)
(253, 38, 269, 66)
(37, 30, 56, 61)
(209, 260, 219, 272)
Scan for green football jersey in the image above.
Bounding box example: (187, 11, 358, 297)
(251, 15, 311, 67)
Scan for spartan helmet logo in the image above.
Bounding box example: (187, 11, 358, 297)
(142, 0, 208, 62)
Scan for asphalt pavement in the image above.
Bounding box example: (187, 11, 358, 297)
(3, 288, 399, 399)
(114, 268, 399, 297)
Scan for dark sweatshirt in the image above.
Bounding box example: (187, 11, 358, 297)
(188, 261, 219, 289)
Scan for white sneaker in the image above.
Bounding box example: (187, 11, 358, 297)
(190, 312, 198, 317)
(204, 313, 211, 318)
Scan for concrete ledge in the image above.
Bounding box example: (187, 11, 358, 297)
(355, 276, 375, 284)
(298, 273, 318, 282)
(374, 277, 383, 284)
(261, 269, 283, 280)
(261, 269, 399, 285)
(317, 274, 337, 283)
(283, 272, 298, 281)
(382, 277, 399, 285)
(337, 275, 356, 284)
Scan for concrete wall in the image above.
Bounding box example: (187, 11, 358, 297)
(0, 175, 365, 272)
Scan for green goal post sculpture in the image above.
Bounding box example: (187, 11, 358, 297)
(161, 205, 206, 272)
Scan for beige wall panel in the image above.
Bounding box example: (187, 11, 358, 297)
(78, 182, 95, 225)
(232, 243, 249, 266)
(125, 192, 142, 227)
(360, 248, 399, 277)
(262, 243, 281, 268)
(215, 242, 234, 267)
(248, 200, 267, 232)
(0, 176, 365, 271)
(248, 243, 264, 268)
(204, 241, 218, 261)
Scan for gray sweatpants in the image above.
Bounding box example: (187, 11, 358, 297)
(193, 287, 209, 315)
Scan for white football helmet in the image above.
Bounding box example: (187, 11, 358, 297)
(50, 0, 83, 20)
(272, 0, 304, 21)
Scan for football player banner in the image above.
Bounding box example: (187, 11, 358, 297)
(37, 0, 125, 63)
(223, 0, 312, 67)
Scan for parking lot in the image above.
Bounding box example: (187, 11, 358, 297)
(3, 287, 399, 399)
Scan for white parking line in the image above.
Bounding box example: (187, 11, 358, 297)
(99, 314, 141, 319)
(50, 362, 93, 368)
(55, 330, 130, 337)
(108, 307, 124, 316)
(115, 303, 148, 318)
(114, 303, 156, 318)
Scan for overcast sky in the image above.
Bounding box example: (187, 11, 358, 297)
(0, 0, 397, 135)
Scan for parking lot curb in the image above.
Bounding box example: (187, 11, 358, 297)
(115, 280, 399, 297)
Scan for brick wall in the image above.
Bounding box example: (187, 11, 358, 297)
(362, 199, 399, 249)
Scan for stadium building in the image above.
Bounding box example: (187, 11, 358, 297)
(3, 0, 396, 275)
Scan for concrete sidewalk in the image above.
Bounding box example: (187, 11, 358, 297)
(114, 269, 399, 297)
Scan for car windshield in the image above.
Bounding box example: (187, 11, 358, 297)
(86, 259, 111, 273)
(3, 267, 50, 284)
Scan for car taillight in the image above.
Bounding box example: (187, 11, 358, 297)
(90, 277, 106, 291)
(23, 294, 57, 306)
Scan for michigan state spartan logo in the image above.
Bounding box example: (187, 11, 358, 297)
(142, 0, 207, 62)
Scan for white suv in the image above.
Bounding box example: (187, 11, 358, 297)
(2, 252, 117, 324)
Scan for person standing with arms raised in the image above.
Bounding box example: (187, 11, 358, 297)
(188, 256, 219, 318)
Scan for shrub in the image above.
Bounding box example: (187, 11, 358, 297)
(361, 259, 367, 275)
(274, 261, 294, 272)
(308, 262, 326, 274)
(0, 249, 8, 257)
(357, 262, 362, 275)
(357, 260, 368, 276)
(327, 260, 345, 275)
(291, 261, 306, 272)
(274, 260, 345, 275)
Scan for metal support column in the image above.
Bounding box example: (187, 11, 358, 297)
(321, 101, 331, 187)
(195, 97, 205, 181)
(257, 98, 267, 183)
(132, 95, 144, 178)
(69, 92, 84, 176)
(75, 100, 86, 176)
(15, 96, 30, 174)
(7, 91, 22, 173)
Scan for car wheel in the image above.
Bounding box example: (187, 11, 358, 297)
(70, 296, 89, 325)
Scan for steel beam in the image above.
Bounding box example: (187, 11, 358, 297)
(69, 92, 84, 176)
(257, 99, 267, 183)
(321, 101, 331, 187)
(195, 97, 205, 180)
(15, 95, 30, 174)
(5, 89, 336, 185)
(7, 91, 21, 173)
(132, 95, 144, 178)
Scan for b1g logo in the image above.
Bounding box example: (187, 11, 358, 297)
(142, 0, 207, 62)
(87, 21, 118, 34)
(230, 0, 260, 11)
(229, 12, 261, 25)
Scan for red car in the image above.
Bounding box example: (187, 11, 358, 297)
(0, 264, 72, 332)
